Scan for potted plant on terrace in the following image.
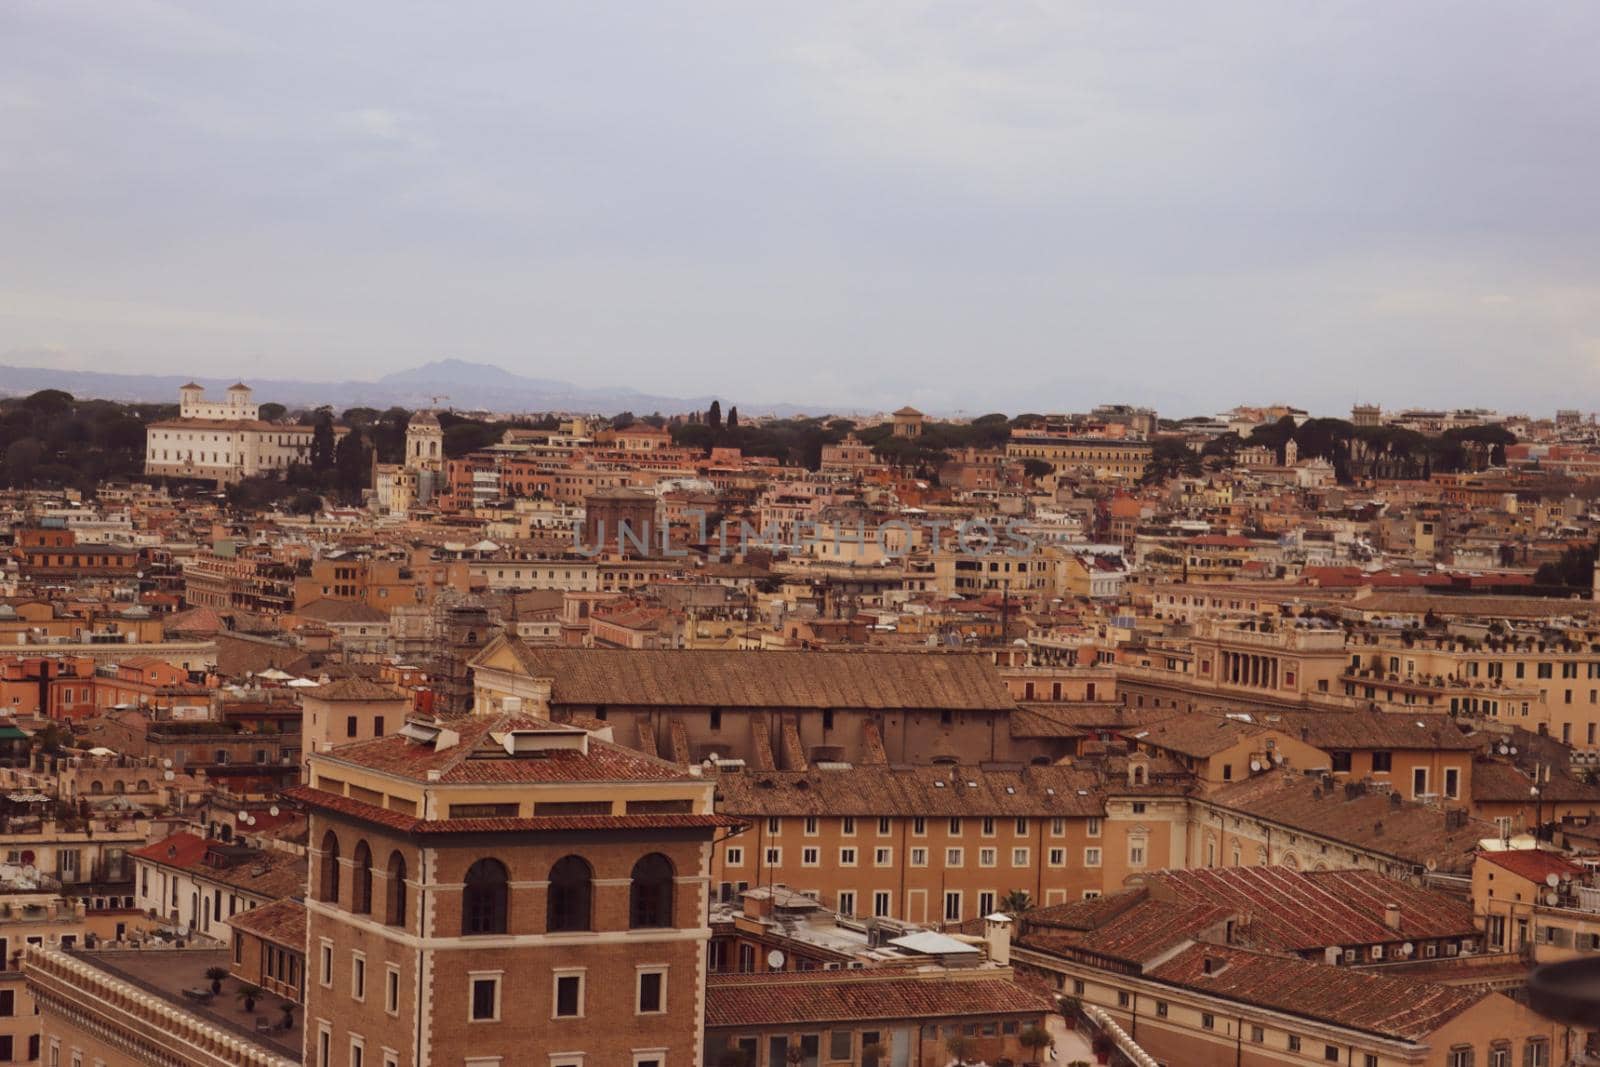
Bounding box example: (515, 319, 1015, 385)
(1019, 1024, 1054, 1064)
(203, 966, 229, 995)
(235, 984, 263, 1013)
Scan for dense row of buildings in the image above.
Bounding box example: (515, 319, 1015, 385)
(0, 389, 1592, 1063)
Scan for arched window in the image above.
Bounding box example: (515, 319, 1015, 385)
(462, 858, 509, 935)
(629, 853, 675, 929)
(386, 851, 408, 927)
(352, 841, 373, 914)
(546, 856, 593, 932)
(90, 781, 103, 794)
(318, 830, 340, 904)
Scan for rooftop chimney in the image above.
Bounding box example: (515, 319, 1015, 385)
(1384, 903, 1401, 931)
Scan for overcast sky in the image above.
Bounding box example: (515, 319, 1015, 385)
(3, 1, 1599, 417)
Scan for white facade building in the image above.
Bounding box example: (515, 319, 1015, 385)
(145, 383, 344, 486)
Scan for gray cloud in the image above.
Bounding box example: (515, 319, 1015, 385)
(2, 1, 1598, 415)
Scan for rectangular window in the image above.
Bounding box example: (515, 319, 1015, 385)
(349, 1038, 364, 1067)
(725, 846, 744, 867)
(804, 816, 819, 836)
(874, 847, 892, 866)
(553, 971, 584, 1018)
(946, 847, 964, 867)
(873, 890, 891, 917)
(1011, 847, 1029, 867)
(637, 968, 666, 1014)
(842, 816, 856, 835)
(1048, 847, 1066, 866)
(1085, 848, 1102, 867)
(830, 1031, 853, 1060)
(878, 816, 892, 835)
(948, 817, 963, 835)
(802, 847, 820, 866)
(839, 847, 857, 866)
(943, 891, 962, 922)
(351, 952, 366, 1001)
(838, 890, 856, 917)
(1051, 817, 1065, 836)
(765, 847, 781, 867)
(385, 965, 400, 1015)
(1014, 817, 1029, 835)
(768, 816, 781, 834)
(319, 940, 333, 987)
(1288, 1036, 1302, 1053)
(981, 817, 996, 837)
(1372, 751, 1393, 772)
(1202, 1013, 1214, 1030)
(1156, 1001, 1168, 1017)
(1252, 1027, 1265, 1043)
(979, 847, 997, 867)
(470, 975, 500, 1021)
(910, 847, 928, 867)
(1087, 818, 1102, 837)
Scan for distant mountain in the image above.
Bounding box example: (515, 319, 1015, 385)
(0, 360, 843, 418)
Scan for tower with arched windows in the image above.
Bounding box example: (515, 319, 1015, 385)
(403, 410, 443, 473)
(291, 710, 728, 1067)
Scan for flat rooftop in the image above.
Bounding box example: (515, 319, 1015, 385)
(81, 947, 301, 1060)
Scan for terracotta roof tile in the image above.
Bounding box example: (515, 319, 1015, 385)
(714, 765, 1105, 818)
(321, 711, 696, 784)
(226, 898, 307, 950)
(1148, 943, 1488, 1041)
(704, 972, 1050, 1028)
(1477, 848, 1585, 883)
(499, 644, 1016, 711)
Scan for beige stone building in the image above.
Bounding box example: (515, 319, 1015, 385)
(144, 383, 346, 486)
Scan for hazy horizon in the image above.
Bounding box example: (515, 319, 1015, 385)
(4, 2, 1599, 416)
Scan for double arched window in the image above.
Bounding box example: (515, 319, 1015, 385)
(352, 841, 373, 914)
(318, 831, 340, 904)
(462, 858, 509, 935)
(546, 856, 593, 932)
(629, 853, 675, 929)
(386, 851, 407, 927)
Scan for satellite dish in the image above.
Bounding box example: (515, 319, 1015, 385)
(1401, 942, 1415, 956)
(766, 950, 786, 970)
(269, 805, 280, 817)
(1547, 873, 1562, 888)
(1249, 760, 1262, 772)
(1546, 891, 1560, 906)
(161, 758, 172, 769)
(163, 770, 174, 781)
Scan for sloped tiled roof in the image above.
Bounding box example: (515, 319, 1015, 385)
(227, 898, 308, 951)
(130, 831, 213, 868)
(714, 765, 1105, 818)
(1249, 709, 1481, 752)
(321, 712, 696, 785)
(302, 677, 409, 703)
(499, 644, 1015, 711)
(1206, 773, 1492, 874)
(704, 972, 1049, 1028)
(1149, 943, 1487, 1041)
(1147, 866, 1475, 949)
(1477, 848, 1585, 884)
(294, 599, 390, 624)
